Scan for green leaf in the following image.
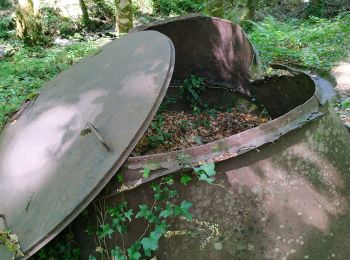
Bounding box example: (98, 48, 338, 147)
(135, 204, 155, 222)
(113, 220, 127, 234)
(124, 209, 133, 222)
(148, 135, 164, 142)
(159, 204, 174, 218)
(136, 204, 149, 218)
(127, 242, 141, 260)
(154, 222, 167, 236)
(341, 98, 350, 109)
(140, 223, 167, 257)
(108, 207, 125, 220)
(198, 174, 214, 184)
(200, 163, 216, 176)
(168, 190, 178, 198)
(193, 166, 202, 173)
(180, 200, 192, 211)
(142, 167, 151, 178)
(174, 201, 193, 221)
(163, 176, 174, 185)
(98, 224, 114, 238)
(111, 246, 126, 260)
(180, 174, 192, 185)
(141, 232, 159, 254)
(116, 173, 124, 183)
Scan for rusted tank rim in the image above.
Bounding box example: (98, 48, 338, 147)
(111, 66, 336, 197)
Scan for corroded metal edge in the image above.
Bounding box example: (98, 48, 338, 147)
(106, 68, 336, 198)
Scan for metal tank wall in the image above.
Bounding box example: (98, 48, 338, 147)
(72, 16, 350, 259)
(73, 70, 350, 259)
(131, 14, 256, 96)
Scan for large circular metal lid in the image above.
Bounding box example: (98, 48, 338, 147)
(0, 30, 174, 258)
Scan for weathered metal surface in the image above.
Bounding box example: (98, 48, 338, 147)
(73, 66, 350, 259)
(102, 69, 332, 194)
(71, 16, 350, 259)
(0, 31, 175, 259)
(132, 14, 256, 96)
(111, 110, 350, 259)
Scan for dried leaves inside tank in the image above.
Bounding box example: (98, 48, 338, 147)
(132, 109, 269, 156)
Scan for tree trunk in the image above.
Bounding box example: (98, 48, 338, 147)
(79, 0, 90, 28)
(114, 0, 133, 34)
(240, 0, 258, 22)
(14, 0, 45, 46)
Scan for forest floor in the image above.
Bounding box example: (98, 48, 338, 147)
(332, 53, 350, 128)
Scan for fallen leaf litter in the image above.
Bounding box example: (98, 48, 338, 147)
(132, 109, 269, 156)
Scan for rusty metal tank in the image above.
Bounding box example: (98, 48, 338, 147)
(1, 14, 349, 260)
(71, 16, 350, 260)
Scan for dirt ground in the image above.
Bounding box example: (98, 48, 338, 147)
(332, 55, 350, 128)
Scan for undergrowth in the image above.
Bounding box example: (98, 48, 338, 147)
(86, 162, 217, 259)
(248, 13, 350, 72)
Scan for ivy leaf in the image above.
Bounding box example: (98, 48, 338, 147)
(180, 201, 192, 221)
(124, 209, 133, 222)
(136, 204, 148, 217)
(127, 242, 141, 260)
(152, 185, 163, 201)
(111, 246, 126, 260)
(198, 174, 214, 184)
(141, 223, 167, 257)
(193, 166, 202, 174)
(98, 224, 114, 238)
(200, 163, 216, 176)
(110, 211, 125, 221)
(141, 232, 159, 256)
(135, 204, 154, 221)
(114, 221, 127, 234)
(174, 201, 193, 221)
(168, 190, 178, 198)
(159, 209, 173, 218)
(154, 222, 167, 236)
(112, 218, 121, 228)
(159, 203, 174, 218)
(180, 174, 192, 185)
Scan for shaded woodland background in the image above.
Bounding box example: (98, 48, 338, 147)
(1, 0, 349, 131)
(1, 0, 350, 45)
